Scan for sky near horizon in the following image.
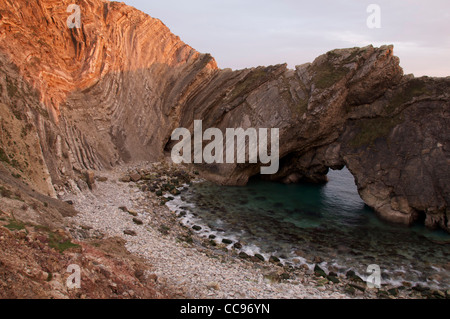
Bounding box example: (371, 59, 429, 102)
(122, 0, 450, 77)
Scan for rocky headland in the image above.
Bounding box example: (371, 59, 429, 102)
(0, 0, 448, 299)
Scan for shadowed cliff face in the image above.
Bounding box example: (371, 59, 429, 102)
(0, 0, 448, 232)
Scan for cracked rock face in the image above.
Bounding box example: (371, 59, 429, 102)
(0, 0, 448, 232)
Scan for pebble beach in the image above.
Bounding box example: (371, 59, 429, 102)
(62, 161, 444, 299)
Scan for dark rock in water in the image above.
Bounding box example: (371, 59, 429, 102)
(388, 288, 399, 297)
(426, 290, 445, 299)
(314, 264, 327, 278)
(269, 256, 280, 263)
(412, 285, 430, 292)
(280, 273, 290, 280)
(254, 254, 265, 262)
(349, 283, 366, 292)
(167, 196, 174, 201)
(192, 225, 202, 231)
(156, 190, 163, 197)
(123, 230, 137, 236)
(329, 271, 338, 277)
(433, 290, 446, 299)
(233, 242, 243, 249)
(345, 285, 356, 295)
(222, 239, 233, 245)
(313, 256, 324, 264)
(345, 269, 364, 283)
(350, 274, 365, 283)
(421, 290, 434, 298)
(209, 240, 217, 247)
(178, 211, 187, 218)
(208, 234, 216, 239)
(238, 252, 250, 259)
(327, 275, 340, 284)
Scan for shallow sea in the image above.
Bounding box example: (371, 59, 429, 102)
(167, 168, 450, 289)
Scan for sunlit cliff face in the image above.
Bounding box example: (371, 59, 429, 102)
(0, 0, 217, 121)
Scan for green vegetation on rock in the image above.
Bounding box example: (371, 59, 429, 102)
(0, 186, 12, 198)
(4, 220, 25, 231)
(388, 79, 429, 111)
(48, 232, 80, 253)
(5, 75, 18, 97)
(313, 61, 349, 90)
(349, 114, 404, 148)
(0, 148, 10, 164)
(228, 68, 269, 101)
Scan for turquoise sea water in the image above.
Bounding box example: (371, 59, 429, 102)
(168, 168, 450, 289)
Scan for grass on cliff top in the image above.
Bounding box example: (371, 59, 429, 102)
(312, 61, 349, 90)
(228, 68, 269, 101)
(349, 114, 404, 148)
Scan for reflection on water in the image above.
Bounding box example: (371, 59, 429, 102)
(167, 168, 450, 289)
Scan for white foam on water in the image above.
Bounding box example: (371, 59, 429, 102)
(165, 184, 448, 290)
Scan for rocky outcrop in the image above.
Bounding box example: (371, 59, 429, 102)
(0, 0, 448, 232)
(0, 164, 171, 299)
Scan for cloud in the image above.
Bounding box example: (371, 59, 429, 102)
(123, 0, 450, 76)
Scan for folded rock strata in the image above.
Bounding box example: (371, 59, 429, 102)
(0, 0, 448, 232)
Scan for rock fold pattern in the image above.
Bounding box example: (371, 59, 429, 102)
(0, 0, 448, 231)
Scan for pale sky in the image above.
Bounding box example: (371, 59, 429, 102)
(123, 0, 450, 77)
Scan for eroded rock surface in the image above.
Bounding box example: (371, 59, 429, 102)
(0, 0, 448, 231)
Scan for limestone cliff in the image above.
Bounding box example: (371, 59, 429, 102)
(0, 0, 448, 232)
